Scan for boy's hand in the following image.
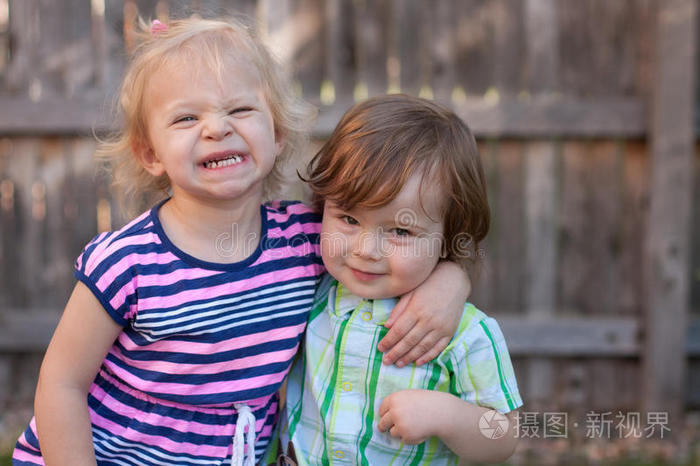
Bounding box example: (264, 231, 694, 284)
(377, 389, 447, 444)
(378, 261, 470, 366)
(381, 390, 521, 462)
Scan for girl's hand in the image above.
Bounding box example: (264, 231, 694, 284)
(378, 261, 470, 366)
(377, 389, 448, 444)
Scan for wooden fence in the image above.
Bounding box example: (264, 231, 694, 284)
(0, 0, 698, 438)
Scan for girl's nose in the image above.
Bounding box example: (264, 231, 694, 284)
(202, 117, 233, 140)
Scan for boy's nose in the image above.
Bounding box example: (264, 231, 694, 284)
(352, 231, 383, 261)
(202, 117, 233, 140)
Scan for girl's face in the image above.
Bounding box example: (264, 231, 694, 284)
(320, 173, 445, 300)
(138, 56, 282, 205)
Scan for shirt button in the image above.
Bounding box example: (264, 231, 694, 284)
(342, 382, 352, 392)
(334, 450, 345, 458)
(362, 311, 372, 321)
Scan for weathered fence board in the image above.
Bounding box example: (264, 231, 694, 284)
(4, 0, 38, 95)
(618, 141, 649, 316)
(494, 141, 525, 313)
(470, 140, 497, 311)
(354, 0, 389, 99)
(427, 0, 456, 102)
(524, 141, 557, 317)
(520, 0, 559, 414)
(492, 0, 524, 95)
(589, 141, 623, 316)
(559, 141, 592, 315)
(524, 0, 557, 92)
(324, 0, 354, 106)
(286, 0, 325, 103)
(524, 141, 557, 411)
(643, 0, 697, 423)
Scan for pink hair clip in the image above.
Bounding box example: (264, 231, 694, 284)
(151, 19, 168, 35)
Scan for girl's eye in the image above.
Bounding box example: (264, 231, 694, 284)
(174, 116, 196, 124)
(342, 215, 359, 226)
(230, 107, 253, 115)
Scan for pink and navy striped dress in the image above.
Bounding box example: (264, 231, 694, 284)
(13, 200, 324, 466)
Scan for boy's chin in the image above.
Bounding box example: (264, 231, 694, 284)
(338, 280, 410, 301)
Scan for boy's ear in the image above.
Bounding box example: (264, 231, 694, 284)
(133, 140, 165, 177)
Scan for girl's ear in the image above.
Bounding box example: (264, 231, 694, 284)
(274, 132, 285, 157)
(133, 140, 165, 177)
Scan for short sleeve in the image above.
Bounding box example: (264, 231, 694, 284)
(73, 232, 137, 326)
(447, 309, 523, 414)
(266, 200, 323, 263)
(267, 200, 321, 230)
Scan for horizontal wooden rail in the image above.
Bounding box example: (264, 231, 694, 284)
(1, 309, 698, 356)
(0, 97, 116, 135)
(317, 96, 647, 138)
(0, 95, 646, 138)
(499, 316, 640, 356)
(0, 311, 61, 352)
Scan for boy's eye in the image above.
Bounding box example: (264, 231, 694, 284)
(390, 227, 411, 237)
(342, 215, 359, 225)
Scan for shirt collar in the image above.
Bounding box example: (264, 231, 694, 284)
(331, 281, 396, 324)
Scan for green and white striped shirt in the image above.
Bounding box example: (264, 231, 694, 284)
(278, 274, 522, 465)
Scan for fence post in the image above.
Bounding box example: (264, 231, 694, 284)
(523, 0, 558, 412)
(643, 0, 697, 426)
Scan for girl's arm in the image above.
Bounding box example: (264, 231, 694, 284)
(35, 281, 122, 466)
(379, 261, 470, 366)
(378, 389, 519, 463)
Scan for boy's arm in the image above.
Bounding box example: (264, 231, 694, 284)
(379, 261, 470, 366)
(35, 282, 122, 466)
(378, 390, 519, 463)
(379, 314, 522, 462)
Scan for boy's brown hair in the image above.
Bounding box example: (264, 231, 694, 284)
(305, 94, 490, 267)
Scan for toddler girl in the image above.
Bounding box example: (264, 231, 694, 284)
(13, 18, 467, 466)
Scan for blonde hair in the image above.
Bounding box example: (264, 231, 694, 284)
(98, 16, 315, 216)
(305, 94, 490, 268)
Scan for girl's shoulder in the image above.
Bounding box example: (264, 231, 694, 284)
(265, 200, 321, 233)
(265, 199, 319, 216)
(73, 207, 162, 325)
(75, 207, 160, 278)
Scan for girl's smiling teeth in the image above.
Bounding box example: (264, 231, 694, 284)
(202, 154, 244, 169)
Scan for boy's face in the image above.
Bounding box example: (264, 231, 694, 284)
(320, 173, 444, 299)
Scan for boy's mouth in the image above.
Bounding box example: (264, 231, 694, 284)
(202, 153, 244, 169)
(351, 268, 385, 281)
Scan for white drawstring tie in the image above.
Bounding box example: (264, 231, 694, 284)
(231, 403, 256, 466)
